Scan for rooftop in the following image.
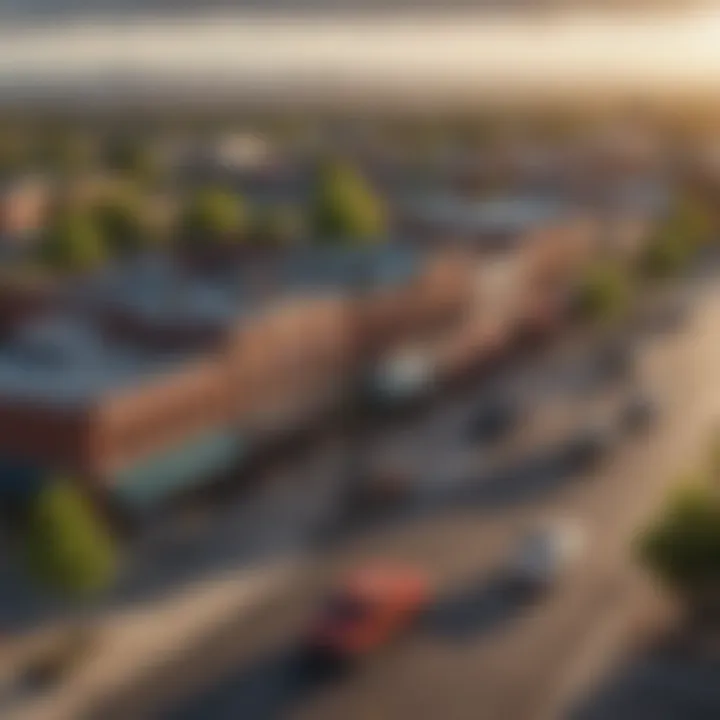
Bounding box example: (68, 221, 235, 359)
(406, 195, 571, 237)
(0, 244, 424, 406)
(0, 314, 188, 406)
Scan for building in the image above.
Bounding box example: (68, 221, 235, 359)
(0, 244, 473, 518)
(0, 189, 657, 520)
(0, 176, 49, 241)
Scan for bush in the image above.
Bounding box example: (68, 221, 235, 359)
(640, 197, 710, 279)
(38, 211, 106, 273)
(636, 481, 720, 601)
(179, 188, 246, 248)
(252, 205, 305, 246)
(575, 262, 631, 325)
(92, 192, 149, 257)
(104, 137, 159, 184)
(310, 159, 386, 242)
(24, 480, 117, 598)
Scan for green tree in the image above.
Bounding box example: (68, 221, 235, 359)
(252, 205, 305, 246)
(636, 482, 720, 600)
(38, 211, 106, 273)
(179, 189, 245, 248)
(641, 197, 710, 279)
(24, 480, 117, 598)
(575, 262, 631, 325)
(93, 192, 149, 257)
(104, 137, 159, 185)
(310, 159, 386, 242)
(40, 133, 94, 176)
(0, 129, 31, 179)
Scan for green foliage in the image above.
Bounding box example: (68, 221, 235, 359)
(636, 483, 720, 595)
(0, 131, 29, 178)
(104, 137, 159, 184)
(40, 133, 94, 176)
(252, 205, 305, 246)
(179, 189, 246, 247)
(38, 211, 106, 273)
(641, 198, 710, 279)
(92, 192, 148, 257)
(310, 159, 386, 242)
(575, 262, 631, 325)
(24, 480, 117, 598)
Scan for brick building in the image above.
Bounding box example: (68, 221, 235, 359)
(0, 245, 473, 515)
(0, 177, 49, 240)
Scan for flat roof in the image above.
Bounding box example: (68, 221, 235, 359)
(0, 245, 425, 407)
(86, 246, 422, 320)
(0, 314, 191, 407)
(407, 195, 570, 236)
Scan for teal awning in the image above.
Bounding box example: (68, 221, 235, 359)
(112, 428, 244, 510)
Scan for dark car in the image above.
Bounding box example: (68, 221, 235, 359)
(562, 423, 615, 472)
(634, 297, 690, 338)
(467, 396, 521, 443)
(346, 468, 413, 516)
(597, 343, 635, 383)
(621, 394, 658, 433)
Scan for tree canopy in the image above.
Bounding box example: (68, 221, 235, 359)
(310, 159, 386, 242)
(575, 261, 631, 325)
(24, 480, 117, 598)
(636, 433, 720, 604)
(92, 192, 149, 257)
(104, 137, 159, 184)
(641, 197, 710, 279)
(179, 188, 246, 248)
(636, 483, 720, 597)
(38, 210, 106, 273)
(252, 205, 305, 246)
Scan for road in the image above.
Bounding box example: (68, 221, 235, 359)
(92, 267, 720, 720)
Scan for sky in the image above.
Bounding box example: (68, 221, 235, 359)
(1, 9, 720, 107)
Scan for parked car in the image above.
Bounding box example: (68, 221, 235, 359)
(467, 395, 521, 444)
(507, 521, 586, 590)
(621, 393, 658, 434)
(597, 342, 635, 383)
(306, 565, 431, 661)
(562, 422, 615, 471)
(639, 298, 690, 336)
(349, 467, 414, 515)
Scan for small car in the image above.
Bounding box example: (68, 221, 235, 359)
(597, 343, 635, 383)
(467, 395, 521, 443)
(621, 393, 658, 433)
(507, 521, 586, 590)
(563, 423, 615, 471)
(307, 565, 431, 661)
(344, 467, 414, 517)
(642, 299, 690, 335)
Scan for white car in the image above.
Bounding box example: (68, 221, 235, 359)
(508, 521, 586, 589)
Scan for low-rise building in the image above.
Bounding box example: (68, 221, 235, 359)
(0, 244, 473, 517)
(0, 176, 49, 241)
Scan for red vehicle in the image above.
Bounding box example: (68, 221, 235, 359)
(307, 565, 431, 660)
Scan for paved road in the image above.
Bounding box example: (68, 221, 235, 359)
(93, 272, 720, 720)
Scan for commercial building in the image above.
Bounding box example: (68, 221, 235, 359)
(0, 244, 472, 517)
(0, 188, 664, 520)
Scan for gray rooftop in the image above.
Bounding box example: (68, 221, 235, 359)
(0, 315, 188, 406)
(0, 244, 424, 406)
(408, 195, 570, 236)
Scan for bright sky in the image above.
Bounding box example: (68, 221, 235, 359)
(1, 10, 720, 103)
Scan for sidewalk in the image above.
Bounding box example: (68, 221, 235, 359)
(0, 558, 302, 720)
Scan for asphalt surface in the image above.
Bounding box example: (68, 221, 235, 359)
(93, 269, 720, 720)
